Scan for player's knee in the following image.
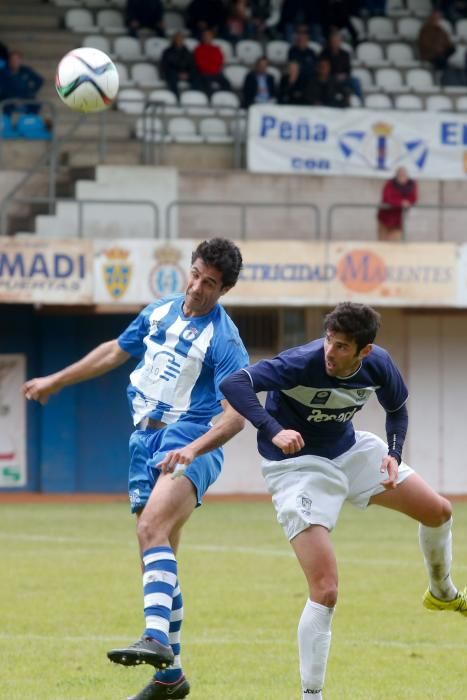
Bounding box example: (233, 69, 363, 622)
(422, 496, 452, 527)
(136, 511, 163, 548)
(312, 580, 338, 608)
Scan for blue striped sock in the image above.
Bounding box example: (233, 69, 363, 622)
(156, 581, 184, 682)
(142, 546, 177, 646)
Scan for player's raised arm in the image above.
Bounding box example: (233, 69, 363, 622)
(22, 339, 130, 405)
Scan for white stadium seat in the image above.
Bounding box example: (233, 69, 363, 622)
(425, 94, 454, 112)
(114, 61, 133, 87)
(168, 116, 203, 142)
(386, 43, 418, 68)
(96, 8, 124, 33)
(397, 17, 422, 41)
(117, 87, 145, 114)
(405, 68, 436, 93)
(364, 93, 393, 109)
(407, 0, 432, 15)
(82, 34, 112, 55)
(164, 11, 185, 35)
(113, 36, 144, 60)
(393, 94, 423, 110)
(144, 37, 170, 61)
(199, 117, 233, 143)
(367, 17, 396, 41)
(456, 96, 467, 111)
(211, 90, 240, 111)
(375, 67, 408, 93)
(224, 64, 248, 90)
(235, 40, 263, 66)
(131, 62, 163, 88)
(65, 8, 97, 32)
(135, 115, 164, 141)
(266, 40, 290, 65)
(213, 39, 234, 63)
(352, 68, 376, 93)
(180, 90, 211, 114)
(355, 42, 389, 68)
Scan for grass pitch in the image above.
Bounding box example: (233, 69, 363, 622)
(0, 498, 466, 700)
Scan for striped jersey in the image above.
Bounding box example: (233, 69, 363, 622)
(246, 338, 408, 461)
(118, 293, 249, 427)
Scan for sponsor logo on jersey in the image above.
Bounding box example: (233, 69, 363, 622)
(182, 325, 199, 341)
(310, 390, 331, 405)
(306, 407, 358, 423)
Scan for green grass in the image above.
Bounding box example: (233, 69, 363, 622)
(0, 499, 466, 699)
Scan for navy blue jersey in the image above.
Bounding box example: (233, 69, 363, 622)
(246, 338, 408, 461)
(118, 294, 249, 427)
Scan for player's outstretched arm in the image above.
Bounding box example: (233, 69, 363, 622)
(158, 400, 245, 475)
(22, 339, 130, 405)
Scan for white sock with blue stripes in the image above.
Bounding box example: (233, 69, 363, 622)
(156, 582, 184, 682)
(142, 546, 177, 646)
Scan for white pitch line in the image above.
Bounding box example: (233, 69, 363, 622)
(0, 533, 466, 570)
(0, 632, 465, 650)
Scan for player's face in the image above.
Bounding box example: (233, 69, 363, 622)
(323, 331, 372, 377)
(183, 258, 230, 317)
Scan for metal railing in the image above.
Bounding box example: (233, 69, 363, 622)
(165, 199, 321, 240)
(326, 202, 467, 241)
(0, 197, 160, 238)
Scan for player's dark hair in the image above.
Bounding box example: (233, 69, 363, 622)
(323, 302, 381, 352)
(192, 238, 243, 288)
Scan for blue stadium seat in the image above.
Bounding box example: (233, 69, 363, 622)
(0, 114, 18, 139)
(16, 114, 51, 140)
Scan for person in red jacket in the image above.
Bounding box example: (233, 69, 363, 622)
(377, 166, 418, 241)
(193, 29, 231, 96)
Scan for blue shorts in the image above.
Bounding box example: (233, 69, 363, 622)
(128, 421, 223, 513)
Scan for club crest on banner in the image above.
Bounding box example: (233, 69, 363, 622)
(102, 247, 132, 300)
(338, 121, 429, 172)
(150, 247, 187, 298)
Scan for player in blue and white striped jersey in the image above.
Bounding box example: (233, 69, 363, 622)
(22, 238, 249, 700)
(221, 302, 466, 700)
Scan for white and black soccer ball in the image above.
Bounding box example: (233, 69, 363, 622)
(55, 47, 119, 113)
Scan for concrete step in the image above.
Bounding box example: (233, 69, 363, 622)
(62, 139, 142, 166)
(0, 14, 60, 29)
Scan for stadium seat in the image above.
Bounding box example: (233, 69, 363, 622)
(266, 40, 290, 65)
(96, 8, 124, 33)
(0, 114, 17, 139)
(164, 11, 185, 35)
(456, 95, 467, 111)
(375, 67, 408, 93)
(184, 37, 199, 52)
(352, 67, 376, 93)
(213, 39, 234, 63)
(397, 17, 422, 41)
(65, 8, 97, 32)
(350, 94, 362, 107)
(386, 43, 418, 68)
(16, 114, 51, 140)
(131, 62, 163, 88)
(113, 36, 144, 61)
(144, 37, 170, 61)
(168, 0, 191, 8)
(393, 93, 423, 110)
(199, 117, 233, 143)
(211, 90, 240, 111)
(147, 88, 181, 115)
(82, 34, 112, 55)
(407, 0, 432, 15)
(267, 65, 281, 86)
(367, 17, 397, 41)
(425, 94, 454, 111)
(167, 116, 203, 142)
(405, 68, 436, 92)
(224, 64, 248, 90)
(355, 42, 389, 68)
(448, 46, 466, 69)
(135, 115, 164, 141)
(386, 0, 410, 15)
(114, 61, 133, 87)
(364, 93, 393, 109)
(116, 87, 146, 114)
(235, 40, 263, 66)
(84, 0, 111, 6)
(456, 18, 467, 42)
(180, 89, 211, 114)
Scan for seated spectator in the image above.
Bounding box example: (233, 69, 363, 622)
(418, 10, 455, 71)
(306, 57, 350, 107)
(242, 56, 277, 108)
(186, 0, 227, 38)
(278, 0, 325, 44)
(288, 30, 317, 80)
(0, 41, 9, 70)
(125, 0, 165, 37)
(0, 51, 43, 116)
(223, 0, 254, 42)
(160, 31, 199, 99)
(377, 167, 418, 242)
(193, 29, 231, 97)
(278, 60, 309, 104)
(322, 0, 360, 48)
(319, 31, 363, 104)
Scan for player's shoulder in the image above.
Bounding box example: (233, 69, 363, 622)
(365, 344, 396, 371)
(211, 305, 248, 350)
(143, 293, 182, 314)
(280, 337, 324, 363)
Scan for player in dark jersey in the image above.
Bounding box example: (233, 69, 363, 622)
(221, 302, 466, 700)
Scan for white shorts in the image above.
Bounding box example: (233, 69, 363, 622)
(261, 430, 414, 541)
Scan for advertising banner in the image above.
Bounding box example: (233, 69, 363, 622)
(0, 238, 93, 304)
(248, 105, 467, 180)
(0, 355, 26, 487)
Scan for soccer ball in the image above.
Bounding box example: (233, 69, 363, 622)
(55, 47, 119, 113)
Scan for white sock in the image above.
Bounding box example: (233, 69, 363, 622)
(419, 518, 457, 600)
(298, 599, 334, 700)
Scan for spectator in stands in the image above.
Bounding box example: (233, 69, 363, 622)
(279, 0, 326, 44)
(242, 56, 277, 108)
(186, 0, 227, 38)
(306, 57, 351, 107)
(322, 0, 360, 48)
(288, 30, 317, 81)
(319, 31, 363, 104)
(193, 29, 231, 97)
(278, 60, 309, 104)
(125, 0, 165, 38)
(418, 10, 455, 72)
(362, 0, 387, 16)
(377, 167, 418, 242)
(0, 50, 43, 116)
(0, 41, 9, 70)
(160, 31, 199, 99)
(250, 0, 273, 39)
(223, 0, 254, 42)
